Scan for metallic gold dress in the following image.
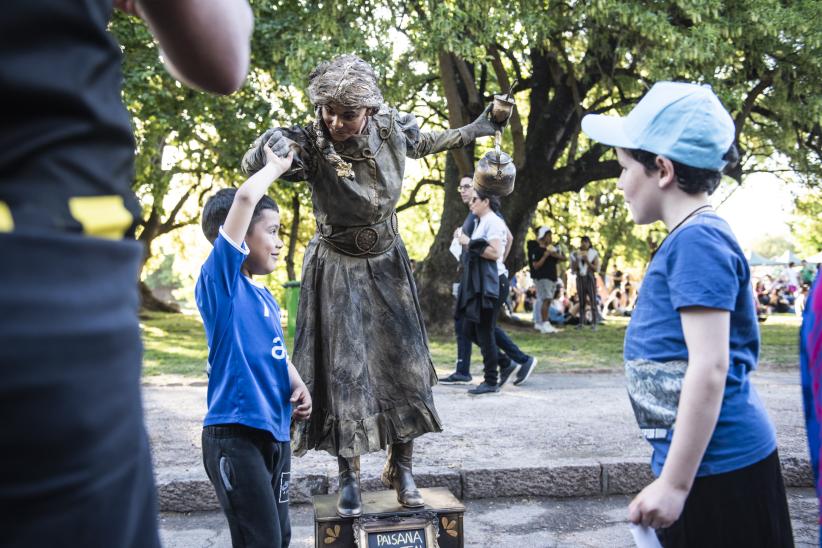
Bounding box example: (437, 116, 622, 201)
(276, 107, 471, 458)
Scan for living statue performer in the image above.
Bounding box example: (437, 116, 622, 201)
(241, 54, 503, 518)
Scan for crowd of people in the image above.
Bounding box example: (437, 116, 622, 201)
(511, 237, 820, 332)
(509, 233, 639, 331)
(755, 261, 819, 318)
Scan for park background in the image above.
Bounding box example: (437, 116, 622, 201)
(110, 0, 821, 377)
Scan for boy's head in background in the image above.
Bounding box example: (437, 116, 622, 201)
(201, 188, 283, 276)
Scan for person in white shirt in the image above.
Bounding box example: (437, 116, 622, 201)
(455, 189, 521, 395)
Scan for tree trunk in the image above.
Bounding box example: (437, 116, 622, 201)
(139, 280, 181, 313)
(415, 153, 466, 335)
(416, 46, 622, 332)
(600, 250, 613, 281)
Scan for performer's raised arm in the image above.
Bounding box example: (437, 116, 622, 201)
(399, 106, 504, 159)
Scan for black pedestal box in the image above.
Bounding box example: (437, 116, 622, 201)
(313, 487, 465, 548)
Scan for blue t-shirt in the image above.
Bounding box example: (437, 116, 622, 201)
(195, 227, 292, 441)
(624, 213, 775, 477)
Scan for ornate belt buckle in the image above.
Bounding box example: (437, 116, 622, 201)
(354, 227, 379, 252)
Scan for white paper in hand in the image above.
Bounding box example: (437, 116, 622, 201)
(629, 523, 662, 548)
(449, 237, 462, 261)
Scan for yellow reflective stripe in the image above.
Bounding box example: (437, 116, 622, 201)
(68, 195, 133, 239)
(0, 201, 13, 232)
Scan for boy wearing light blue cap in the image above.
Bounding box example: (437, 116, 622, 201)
(582, 82, 793, 546)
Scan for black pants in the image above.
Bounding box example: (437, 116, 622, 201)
(576, 273, 600, 324)
(454, 311, 530, 377)
(463, 274, 509, 385)
(203, 424, 292, 548)
(0, 231, 160, 548)
(657, 450, 794, 547)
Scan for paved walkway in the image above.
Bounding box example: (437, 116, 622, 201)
(159, 489, 820, 547)
(144, 370, 812, 512)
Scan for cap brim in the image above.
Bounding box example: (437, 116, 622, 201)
(581, 114, 637, 149)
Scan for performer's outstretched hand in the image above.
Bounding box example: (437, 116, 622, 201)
(461, 104, 507, 141)
(263, 142, 294, 172)
(242, 129, 300, 175)
(265, 130, 294, 159)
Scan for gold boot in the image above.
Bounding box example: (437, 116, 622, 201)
(381, 441, 424, 508)
(336, 455, 362, 518)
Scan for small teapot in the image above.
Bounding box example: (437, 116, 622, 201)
(473, 89, 517, 196)
(473, 141, 516, 197)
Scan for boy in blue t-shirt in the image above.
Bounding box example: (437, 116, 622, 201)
(582, 83, 793, 546)
(195, 142, 311, 547)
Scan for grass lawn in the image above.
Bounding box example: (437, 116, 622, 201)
(140, 311, 802, 378)
(140, 311, 210, 377)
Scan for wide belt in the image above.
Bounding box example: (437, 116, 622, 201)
(317, 211, 399, 257)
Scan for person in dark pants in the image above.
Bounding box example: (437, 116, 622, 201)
(583, 81, 793, 546)
(441, 175, 537, 386)
(527, 226, 566, 333)
(571, 235, 602, 330)
(0, 1, 253, 547)
(456, 189, 520, 395)
(196, 147, 312, 547)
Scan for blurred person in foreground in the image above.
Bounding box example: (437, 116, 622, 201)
(0, 1, 252, 545)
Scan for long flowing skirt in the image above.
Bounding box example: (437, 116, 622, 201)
(290, 236, 442, 458)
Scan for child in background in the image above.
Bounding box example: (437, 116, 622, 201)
(196, 145, 311, 547)
(582, 82, 793, 546)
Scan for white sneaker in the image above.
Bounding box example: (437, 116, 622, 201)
(533, 322, 544, 331)
(540, 323, 558, 334)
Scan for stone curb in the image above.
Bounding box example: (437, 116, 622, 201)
(157, 455, 813, 513)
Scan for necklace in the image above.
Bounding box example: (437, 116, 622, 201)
(650, 204, 713, 259)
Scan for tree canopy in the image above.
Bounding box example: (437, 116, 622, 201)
(114, 0, 821, 322)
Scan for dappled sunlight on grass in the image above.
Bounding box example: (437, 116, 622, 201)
(140, 311, 209, 377)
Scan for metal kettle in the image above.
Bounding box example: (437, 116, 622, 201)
(473, 92, 516, 196)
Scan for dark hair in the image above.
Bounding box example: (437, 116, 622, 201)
(580, 235, 591, 245)
(461, 171, 475, 181)
(625, 145, 739, 195)
(475, 188, 502, 215)
(201, 188, 279, 244)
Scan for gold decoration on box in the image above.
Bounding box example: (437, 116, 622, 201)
(440, 516, 459, 537)
(324, 524, 341, 544)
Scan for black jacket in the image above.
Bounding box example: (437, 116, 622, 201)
(456, 238, 500, 323)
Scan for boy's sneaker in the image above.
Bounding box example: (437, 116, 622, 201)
(439, 372, 472, 384)
(467, 382, 501, 395)
(498, 363, 521, 387)
(533, 322, 544, 331)
(513, 357, 537, 386)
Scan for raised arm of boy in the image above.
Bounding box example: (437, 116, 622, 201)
(223, 140, 293, 245)
(628, 307, 730, 528)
